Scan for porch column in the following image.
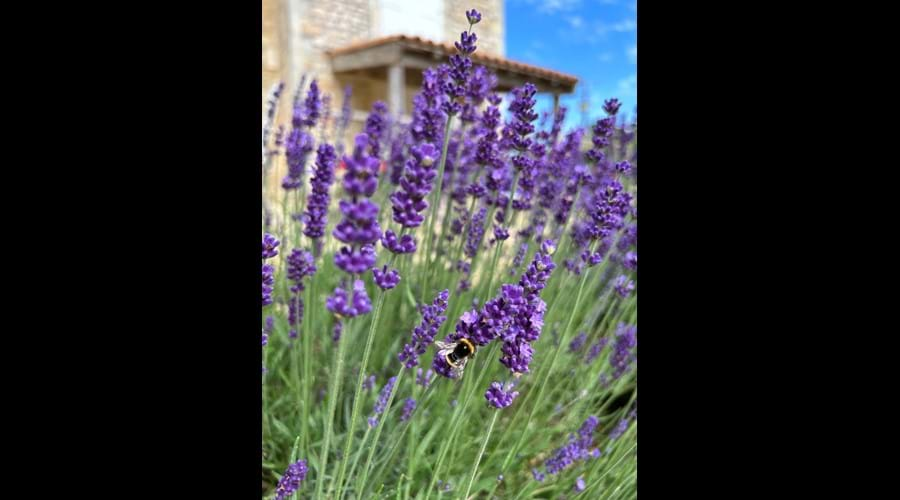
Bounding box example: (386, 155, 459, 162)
(553, 93, 560, 114)
(388, 63, 405, 116)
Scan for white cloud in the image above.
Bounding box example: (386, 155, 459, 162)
(612, 19, 637, 32)
(593, 18, 637, 37)
(627, 45, 637, 64)
(617, 74, 637, 97)
(568, 16, 584, 28)
(598, 52, 613, 62)
(531, 0, 583, 14)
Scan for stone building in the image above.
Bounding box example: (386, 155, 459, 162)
(262, 0, 578, 130)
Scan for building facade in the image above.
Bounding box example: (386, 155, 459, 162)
(262, 0, 575, 128)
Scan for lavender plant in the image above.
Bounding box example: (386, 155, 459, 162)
(262, 9, 637, 499)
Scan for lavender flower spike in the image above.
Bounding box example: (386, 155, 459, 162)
(485, 381, 519, 409)
(399, 289, 450, 368)
(302, 144, 336, 239)
(400, 398, 417, 421)
(368, 376, 397, 427)
(274, 459, 309, 500)
(373, 265, 401, 290)
(262, 233, 280, 259)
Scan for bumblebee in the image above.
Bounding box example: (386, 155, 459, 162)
(435, 338, 476, 378)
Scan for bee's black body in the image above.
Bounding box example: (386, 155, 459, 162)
(447, 340, 473, 364)
(435, 338, 476, 377)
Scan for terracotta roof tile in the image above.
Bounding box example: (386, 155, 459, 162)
(326, 35, 578, 87)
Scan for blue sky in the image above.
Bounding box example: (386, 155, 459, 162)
(504, 0, 636, 130)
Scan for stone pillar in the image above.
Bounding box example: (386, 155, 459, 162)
(553, 93, 560, 115)
(388, 63, 405, 116)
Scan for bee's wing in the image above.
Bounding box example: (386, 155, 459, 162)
(452, 356, 469, 378)
(435, 340, 456, 350)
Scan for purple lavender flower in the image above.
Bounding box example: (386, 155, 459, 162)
(400, 398, 417, 421)
(443, 15, 479, 115)
(390, 142, 439, 228)
(263, 82, 285, 162)
(509, 242, 528, 275)
(411, 67, 447, 145)
(466, 9, 482, 25)
(341, 134, 381, 197)
(464, 207, 487, 258)
(262, 331, 268, 346)
(603, 98, 622, 116)
(274, 459, 309, 500)
(435, 240, 555, 378)
(586, 116, 616, 164)
(262, 263, 275, 307)
(416, 368, 434, 388)
(373, 265, 400, 290)
(382, 230, 417, 254)
(614, 275, 635, 298)
(262, 233, 280, 259)
(334, 245, 377, 274)
(287, 249, 317, 293)
(368, 376, 397, 427)
(544, 416, 600, 475)
(508, 83, 539, 212)
(585, 338, 609, 365)
(326, 280, 373, 318)
(493, 224, 509, 242)
(364, 101, 389, 158)
(569, 332, 587, 352)
(282, 129, 314, 190)
(399, 289, 450, 368)
(302, 144, 336, 239)
(532, 468, 545, 482)
(388, 132, 407, 185)
(485, 381, 519, 409)
(574, 476, 586, 492)
(615, 160, 632, 174)
(433, 352, 456, 379)
(609, 323, 637, 379)
(297, 80, 321, 128)
(363, 374, 376, 392)
(497, 240, 556, 374)
(455, 31, 478, 55)
(333, 319, 343, 342)
(624, 251, 637, 271)
(335, 85, 353, 154)
(610, 418, 630, 440)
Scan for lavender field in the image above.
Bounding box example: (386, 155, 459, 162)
(262, 10, 637, 499)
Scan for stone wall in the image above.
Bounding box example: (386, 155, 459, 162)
(262, 0, 507, 192)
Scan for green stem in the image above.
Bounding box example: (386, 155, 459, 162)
(463, 410, 500, 499)
(301, 273, 314, 457)
(332, 275, 392, 498)
(355, 365, 405, 497)
(315, 315, 352, 500)
(367, 380, 439, 497)
(425, 342, 500, 500)
(420, 115, 455, 304)
(404, 380, 419, 500)
(345, 425, 371, 493)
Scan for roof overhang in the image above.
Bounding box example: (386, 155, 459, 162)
(326, 35, 578, 94)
